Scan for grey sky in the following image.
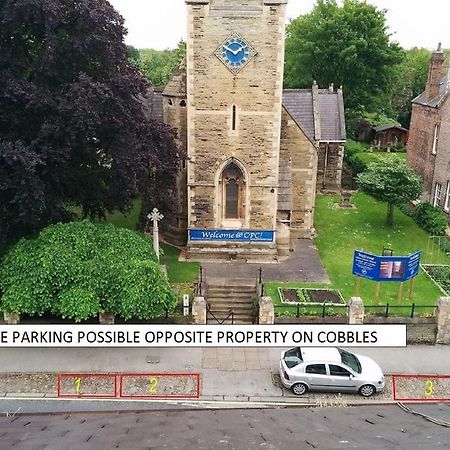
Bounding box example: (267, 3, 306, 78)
(108, 0, 449, 51)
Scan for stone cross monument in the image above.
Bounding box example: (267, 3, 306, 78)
(147, 208, 164, 261)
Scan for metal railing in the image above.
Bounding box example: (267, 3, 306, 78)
(257, 266, 264, 297)
(364, 303, 437, 318)
(197, 265, 206, 297)
(274, 302, 437, 319)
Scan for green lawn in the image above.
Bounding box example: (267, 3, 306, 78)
(313, 193, 447, 309)
(98, 197, 142, 230)
(160, 243, 199, 284)
(354, 151, 406, 165)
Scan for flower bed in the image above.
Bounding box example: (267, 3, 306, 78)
(421, 264, 450, 295)
(279, 288, 345, 305)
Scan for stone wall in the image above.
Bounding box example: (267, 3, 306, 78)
(279, 107, 317, 238)
(364, 316, 437, 345)
(316, 143, 344, 192)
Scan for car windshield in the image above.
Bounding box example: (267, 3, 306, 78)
(283, 347, 303, 368)
(338, 348, 362, 373)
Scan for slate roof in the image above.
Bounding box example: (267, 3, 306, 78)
(373, 124, 408, 132)
(413, 77, 449, 108)
(282, 88, 346, 142)
(278, 159, 293, 211)
(163, 57, 187, 98)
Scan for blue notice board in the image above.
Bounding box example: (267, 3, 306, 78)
(189, 229, 274, 242)
(352, 250, 421, 282)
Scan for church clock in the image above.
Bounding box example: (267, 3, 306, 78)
(214, 32, 257, 74)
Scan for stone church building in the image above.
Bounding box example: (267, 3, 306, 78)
(407, 44, 450, 228)
(150, 0, 346, 260)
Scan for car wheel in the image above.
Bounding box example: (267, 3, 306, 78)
(292, 383, 308, 396)
(359, 384, 375, 397)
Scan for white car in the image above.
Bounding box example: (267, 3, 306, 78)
(279, 347, 385, 397)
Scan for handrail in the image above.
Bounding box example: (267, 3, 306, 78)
(257, 267, 264, 298)
(206, 304, 234, 324)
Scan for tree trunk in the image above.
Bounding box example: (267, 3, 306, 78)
(386, 203, 394, 226)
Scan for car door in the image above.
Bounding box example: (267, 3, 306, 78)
(327, 364, 358, 392)
(304, 364, 332, 391)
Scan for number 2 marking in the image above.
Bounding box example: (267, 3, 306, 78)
(74, 377, 81, 395)
(149, 377, 158, 394)
(424, 380, 433, 397)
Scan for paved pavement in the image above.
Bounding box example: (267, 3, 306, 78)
(202, 239, 330, 282)
(1, 345, 450, 402)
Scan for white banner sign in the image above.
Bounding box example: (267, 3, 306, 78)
(0, 324, 406, 347)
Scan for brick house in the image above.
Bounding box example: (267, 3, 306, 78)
(148, 0, 346, 259)
(407, 44, 450, 224)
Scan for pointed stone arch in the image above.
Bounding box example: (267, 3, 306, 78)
(215, 158, 249, 228)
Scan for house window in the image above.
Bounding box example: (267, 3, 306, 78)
(434, 182, 442, 207)
(432, 125, 439, 155)
(445, 182, 450, 212)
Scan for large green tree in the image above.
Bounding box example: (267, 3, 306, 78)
(388, 48, 431, 127)
(0, 0, 182, 251)
(357, 156, 423, 226)
(284, 0, 403, 115)
(139, 41, 186, 89)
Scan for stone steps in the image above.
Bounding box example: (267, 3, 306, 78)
(206, 279, 257, 324)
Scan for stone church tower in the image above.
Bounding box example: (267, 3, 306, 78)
(185, 0, 288, 260)
(157, 0, 346, 260)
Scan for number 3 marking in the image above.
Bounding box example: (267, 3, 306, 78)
(149, 377, 158, 394)
(424, 380, 433, 397)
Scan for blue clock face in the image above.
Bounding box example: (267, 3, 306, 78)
(215, 32, 257, 74)
(222, 38, 250, 68)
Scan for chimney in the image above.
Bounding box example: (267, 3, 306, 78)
(426, 43, 445, 101)
(329, 83, 334, 93)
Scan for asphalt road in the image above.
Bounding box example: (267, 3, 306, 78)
(0, 403, 449, 449)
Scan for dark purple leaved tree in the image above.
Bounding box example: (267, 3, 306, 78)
(0, 0, 181, 251)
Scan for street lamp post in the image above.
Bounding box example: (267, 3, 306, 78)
(147, 207, 164, 262)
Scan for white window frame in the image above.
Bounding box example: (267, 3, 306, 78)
(445, 181, 450, 212)
(432, 124, 439, 155)
(434, 182, 442, 207)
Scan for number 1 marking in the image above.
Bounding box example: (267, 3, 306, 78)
(74, 377, 81, 395)
(424, 380, 433, 397)
(149, 377, 158, 394)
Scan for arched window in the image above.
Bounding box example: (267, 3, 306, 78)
(221, 162, 244, 221)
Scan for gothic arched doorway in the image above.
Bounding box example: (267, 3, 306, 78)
(219, 160, 247, 226)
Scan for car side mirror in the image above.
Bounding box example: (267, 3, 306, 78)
(349, 374, 354, 379)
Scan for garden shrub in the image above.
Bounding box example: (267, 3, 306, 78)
(0, 221, 177, 321)
(414, 203, 448, 236)
(344, 139, 370, 164)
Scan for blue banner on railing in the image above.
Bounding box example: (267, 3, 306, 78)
(352, 250, 421, 282)
(189, 229, 275, 242)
